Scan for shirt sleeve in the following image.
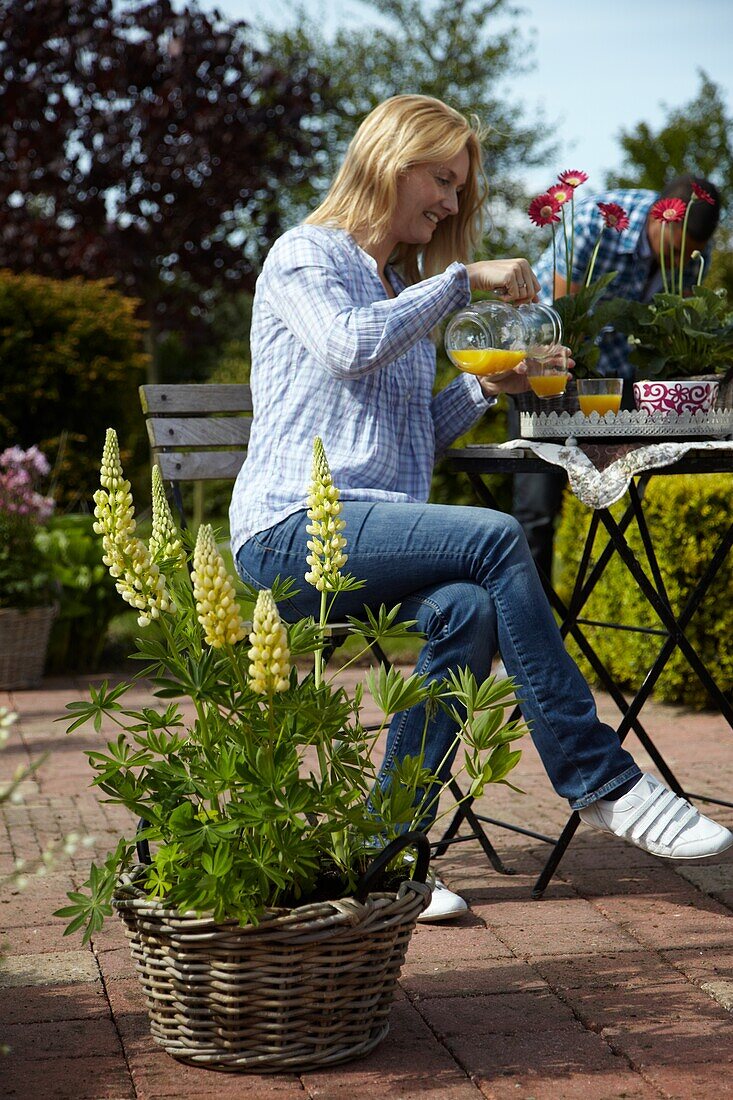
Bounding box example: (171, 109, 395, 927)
(432, 375, 496, 456)
(262, 230, 471, 379)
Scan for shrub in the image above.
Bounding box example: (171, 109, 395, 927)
(555, 475, 733, 709)
(0, 271, 148, 509)
(36, 514, 120, 672)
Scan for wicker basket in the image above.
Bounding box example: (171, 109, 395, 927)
(0, 605, 57, 689)
(112, 835, 431, 1072)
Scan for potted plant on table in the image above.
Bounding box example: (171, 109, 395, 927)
(622, 187, 733, 415)
(56, 430, 525, 1073)
(0, 446, 58, 689)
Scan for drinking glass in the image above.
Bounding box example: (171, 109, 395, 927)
(577, 378, 623, 416)
(525, 347, 570, 398)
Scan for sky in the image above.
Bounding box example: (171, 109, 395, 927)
(204, 0, 732, 198)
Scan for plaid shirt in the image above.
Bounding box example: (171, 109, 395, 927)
(534, 189, 709, 379)
(229, 225, 492, 554)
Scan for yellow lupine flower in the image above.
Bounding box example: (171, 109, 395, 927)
(305, 437, 347, 591)
(93, 429, 175, 626)
(248, 590, 291, 694)
(149, 465, 186, 570)
(191, 524, 247, 648)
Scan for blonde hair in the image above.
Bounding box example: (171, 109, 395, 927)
(305, 95, 489, 285)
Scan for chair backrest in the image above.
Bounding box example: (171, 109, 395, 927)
(139, 383, 253, 484)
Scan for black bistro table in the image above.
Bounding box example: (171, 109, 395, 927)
(437, 439, 733, 897)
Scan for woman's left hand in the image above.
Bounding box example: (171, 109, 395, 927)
(478, 348, 575, 398)
(478, 363, 530, 397)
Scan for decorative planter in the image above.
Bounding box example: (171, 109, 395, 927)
(633, 379, 719, 416)
(112, 834, 431, 1073)
(0, 605, 57, 689)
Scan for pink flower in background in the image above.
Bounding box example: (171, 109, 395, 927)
(547, 184, 572, 206)
(597, 202, 630, 233)
(557, 169, 588, 189)
(691, 181, 715, 206)
(0, 447, 54, 522)
(650, 197, 686, 223)
(528, 193, 561, 227)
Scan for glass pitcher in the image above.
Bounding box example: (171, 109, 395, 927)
(444, 302, 562, 376)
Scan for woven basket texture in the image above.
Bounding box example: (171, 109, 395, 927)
(0, 605, 57, 689)
(113, 872, 430, 1072)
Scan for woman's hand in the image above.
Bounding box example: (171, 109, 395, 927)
(478, 347, 575, 398)
(465, 259, 540, 304)
(478, 364, 530, 397)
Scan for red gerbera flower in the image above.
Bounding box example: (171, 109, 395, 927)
(557, 169, 588, 189)
(597, 201, 630, 233)
(650, 197, 687, 223)
(691, 181, 715, 205)
(547, 184, 572, 206)
(528, 193, 561, 226)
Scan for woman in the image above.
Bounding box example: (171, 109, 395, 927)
(231, 95, 732, 921)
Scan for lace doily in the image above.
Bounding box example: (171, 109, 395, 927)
(498, 438, 733, 509)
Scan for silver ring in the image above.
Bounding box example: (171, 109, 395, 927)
(517, 281, 527, 288)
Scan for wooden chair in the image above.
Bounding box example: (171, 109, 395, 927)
(138, 381, 391, 668)
(139, 382, 513, 873)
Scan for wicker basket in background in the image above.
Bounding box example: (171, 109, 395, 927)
(113, 872, 430, 1072)
(0, 605, 57, 689)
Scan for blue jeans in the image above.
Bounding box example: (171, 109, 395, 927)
(235, 502, 640, 815)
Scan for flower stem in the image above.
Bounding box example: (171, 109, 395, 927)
(585, 227, 605, 287)
(314, 589, 327, 688)
(678, 197, 694, 296)
(551, 228, 557, 301)
(692, 249, 705, 286)
(561, 205, 571, 296)
(568, 192, 576, 292)
(659, 222, 668, 293)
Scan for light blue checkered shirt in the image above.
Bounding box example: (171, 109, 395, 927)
(534, 189, 709, 379)
(229, 225, 493, 555)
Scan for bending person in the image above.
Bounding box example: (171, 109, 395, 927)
(230, 96, 732, 922)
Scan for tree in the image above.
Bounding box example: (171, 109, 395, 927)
(260, 0, 556, 251)
(606, 71, 733, 293)
(0, 0, 331, 372)
(607, 72, 733, 205)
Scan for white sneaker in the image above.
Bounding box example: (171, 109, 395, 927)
(417, 877, 469, 923)
(579, 773, 733, 860)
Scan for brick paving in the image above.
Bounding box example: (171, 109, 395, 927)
(1, 671, 732, 1099)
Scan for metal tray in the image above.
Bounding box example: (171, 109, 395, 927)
(519, 408, 733, 441)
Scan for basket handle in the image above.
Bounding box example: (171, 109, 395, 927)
(354, 831, 430, 903)
(136, 817, 151, 865)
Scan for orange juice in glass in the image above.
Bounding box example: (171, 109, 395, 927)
(577, 378, 623, 416)
(526, 347, 570, 398)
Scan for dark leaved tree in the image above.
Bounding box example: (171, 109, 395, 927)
(0, 0, 330, 371)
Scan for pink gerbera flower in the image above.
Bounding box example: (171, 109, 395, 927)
(547, 184, 572, 206)
(528, 193, 561, 227)
(650, 197, 687, 223)
(691, 181, 715, 206)
(557, 169, 588, 189)
(597, 201, 630, 232)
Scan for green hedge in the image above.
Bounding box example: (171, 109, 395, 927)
(0, 271, 148, 509)
(555, 475, 733, 709)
